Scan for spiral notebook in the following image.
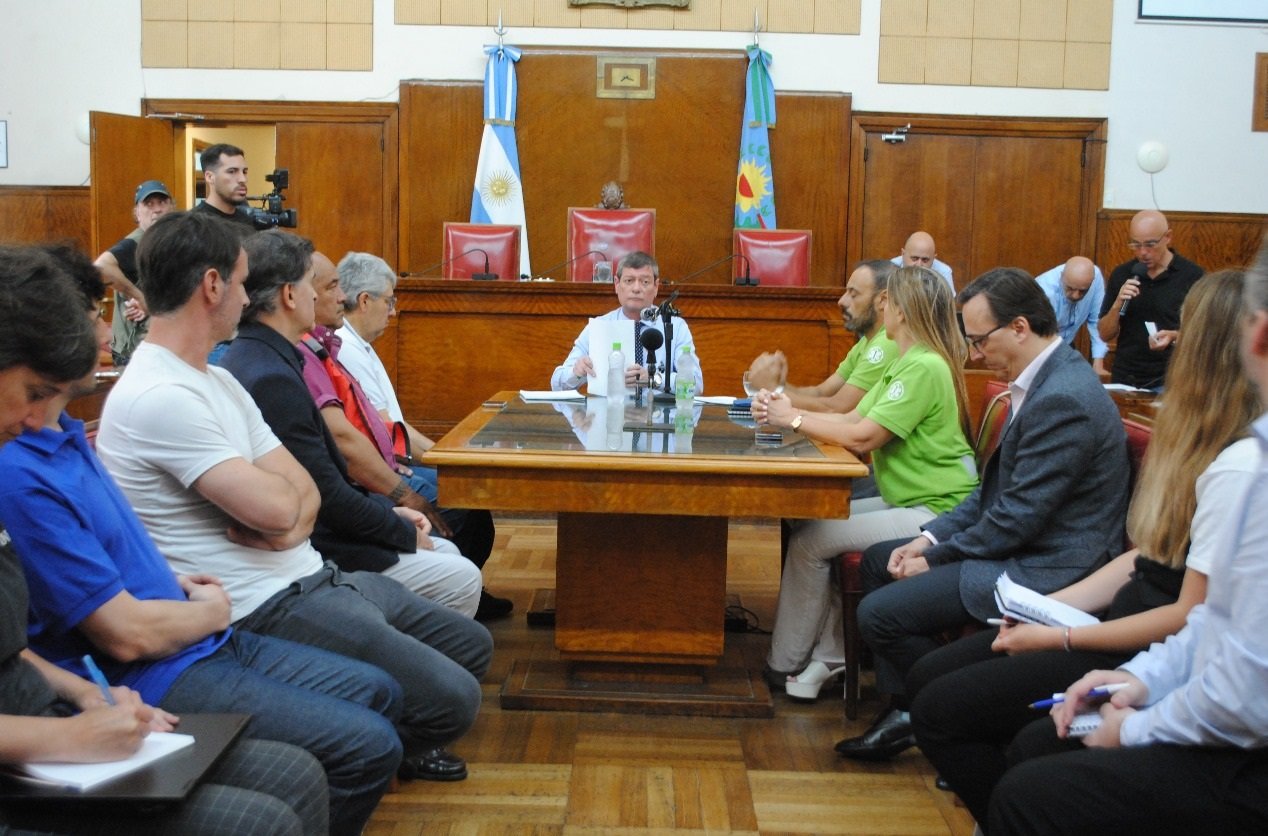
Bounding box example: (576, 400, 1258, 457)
(993, 572, 1101, 628)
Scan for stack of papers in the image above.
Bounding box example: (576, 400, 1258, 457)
(519, 390, 584, 402)
(993, 572, 1100, 628)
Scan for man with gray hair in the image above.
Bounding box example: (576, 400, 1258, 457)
(550, 251, 704, 393)
(334, 252, 510, 620)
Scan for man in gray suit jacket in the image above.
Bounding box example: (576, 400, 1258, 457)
(838, 267, 1129, 761)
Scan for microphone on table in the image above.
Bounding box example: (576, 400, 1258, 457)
(399, 248, 498, 279)
(527, 249, 607, 281)
(638, 326, 665, 390)
(673, 253, 759, 286)
(1120, 262, 1148, 316)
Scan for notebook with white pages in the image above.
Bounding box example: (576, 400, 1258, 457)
(993, 572, 1101, 628)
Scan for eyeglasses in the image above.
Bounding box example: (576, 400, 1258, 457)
(966, 323, 1007, 352)
(619, 276, 656, 289)
(374, 293, 397, 311)
(1128, 237, 1164, 250)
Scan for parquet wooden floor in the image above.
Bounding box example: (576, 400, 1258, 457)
(366, 516, 977, 835)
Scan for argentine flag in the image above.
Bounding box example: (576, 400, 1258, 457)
(472, 44, 531, 278)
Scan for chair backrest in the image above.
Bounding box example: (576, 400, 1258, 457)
(441, 223, 521, 280)
(565, 208, 656, 283)
(973, 388, 1012, 475)
(1121, 417, 1152, 548)
(732, 228, 812, 286)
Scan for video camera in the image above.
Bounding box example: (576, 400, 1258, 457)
(245, 168, 298, 230)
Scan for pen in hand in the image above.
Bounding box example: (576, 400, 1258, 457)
(1029, 682, 1128, 710)
(82, 654, 116, 706)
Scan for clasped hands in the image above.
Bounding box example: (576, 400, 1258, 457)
(885, 536, 930, 580)
(749, 390, 796, 427)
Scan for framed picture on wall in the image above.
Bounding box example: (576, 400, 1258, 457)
(1139, 1, 1268, 24)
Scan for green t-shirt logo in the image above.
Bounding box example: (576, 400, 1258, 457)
(887, 381, 905, 401)
(866, 346, 886, 364)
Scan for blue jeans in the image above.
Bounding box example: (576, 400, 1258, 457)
(162, 630, 403, 836)
(235, 564, 493, 755)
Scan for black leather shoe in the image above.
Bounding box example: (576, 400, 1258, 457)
(475, 588, 513, 622)
(398, 748, 468, 782)
(834, 708, 915, 761)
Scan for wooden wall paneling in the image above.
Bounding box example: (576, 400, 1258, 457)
(276, 120, 390, 259)
(398, 81, 483, 274)
(0, 187, 91, 250)
(1095, 210, 1268, 276)
(971, 135, 1085, 277)
(766, 92, 851, 286)
(398, 50, 851, 288)
(391, 281, 848, 436)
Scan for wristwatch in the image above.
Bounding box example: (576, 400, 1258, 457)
(790, 413, 804, 431)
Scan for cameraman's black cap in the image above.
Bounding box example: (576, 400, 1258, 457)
(134, 180, 171, 204)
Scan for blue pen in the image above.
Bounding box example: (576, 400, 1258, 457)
(82, 655, 116, 706)
(1029, 682, 1128, 709)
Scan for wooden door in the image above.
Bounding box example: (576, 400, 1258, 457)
(859, 132, 975, 282)
(848, 115, 1106, 289)
(89, 112, 174, 255)
(276, 121, 388, 259)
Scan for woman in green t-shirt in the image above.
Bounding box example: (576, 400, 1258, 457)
(755, 266, 979, 700)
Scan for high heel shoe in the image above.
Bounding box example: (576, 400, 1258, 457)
(783, 661, 846, 701)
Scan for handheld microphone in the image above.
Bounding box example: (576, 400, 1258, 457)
(530, 249, 606, 281)
(1120, 262, 1148, 316)
(399, 248, 497, 279)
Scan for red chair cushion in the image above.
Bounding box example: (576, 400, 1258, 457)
(442, 223, 521, 280)
(732, 228, 812, 286)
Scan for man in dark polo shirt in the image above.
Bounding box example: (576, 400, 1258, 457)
(1098, 210, 1203, 390)
(192, 143, 255, 229)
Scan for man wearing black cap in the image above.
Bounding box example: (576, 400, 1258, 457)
(92, 179, 173, 366)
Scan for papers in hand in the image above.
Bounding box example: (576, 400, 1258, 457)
(519, 390, 585, 402)
(993, 572, 1100, 628)
(4, 732, 194, 791)
(1066, 713, 1102, 739)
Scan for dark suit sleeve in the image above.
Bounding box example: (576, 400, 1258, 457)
(243, 368, 415, 555)
(923, 386, 1106, 566)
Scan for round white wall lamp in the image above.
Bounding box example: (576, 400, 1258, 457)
(1136, 140, 1168, 174)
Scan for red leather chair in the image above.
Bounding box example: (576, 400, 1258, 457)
(441, 223, 521, 280)
(1122, 417, 1152, 548)
(732, 228, 812, 286)
(836, 379, 1011, 719)
(565, 208, 655, 283)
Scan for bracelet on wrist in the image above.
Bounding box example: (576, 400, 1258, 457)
(388, 479, 410, 502)
(1062, 626, 1073, 652)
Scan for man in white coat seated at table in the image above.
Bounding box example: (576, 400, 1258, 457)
(550, 251, 704, 394)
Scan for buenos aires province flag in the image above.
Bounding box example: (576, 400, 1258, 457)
(734, 45, 776, 230)
(472, 44, 531, 277)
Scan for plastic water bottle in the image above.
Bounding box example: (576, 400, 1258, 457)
(674, 409, 693, 454)
(607, 341, 626, 402)
(674, 345, 698, 410)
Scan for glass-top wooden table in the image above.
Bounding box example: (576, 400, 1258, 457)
(424, 392, 868, 715)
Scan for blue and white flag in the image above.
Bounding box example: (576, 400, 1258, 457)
(734, 45, 776, 229)
(471, 43, 531, 277)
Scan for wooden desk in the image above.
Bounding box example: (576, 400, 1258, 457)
(425, 392, 867, 715)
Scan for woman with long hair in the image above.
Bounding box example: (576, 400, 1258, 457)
(907, 269, 1258, 831)
(753, 266, 979, 699)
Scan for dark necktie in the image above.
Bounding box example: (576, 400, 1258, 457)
(634, 321, 645, 366)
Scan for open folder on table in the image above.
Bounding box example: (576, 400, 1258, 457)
(0, 713, 248, 802)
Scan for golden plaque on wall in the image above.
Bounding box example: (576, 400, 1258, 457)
(571, 0, 688, 7)
(596, 56, 656, 100)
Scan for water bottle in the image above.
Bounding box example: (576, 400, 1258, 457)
(674, 345, 698, 410)
(607, 341, 626, 402)
(674, 408, 694, 454)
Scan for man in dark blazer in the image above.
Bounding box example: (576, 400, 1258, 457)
(839, 267, 1130, 761)
(217, 230, 482, 619)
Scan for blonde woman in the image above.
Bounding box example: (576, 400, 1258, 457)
(753, 266, 978, 699)
(909, 269, 1257, 829)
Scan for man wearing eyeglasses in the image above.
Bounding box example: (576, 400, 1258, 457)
(550, 251, 704, 393)
(1035, 256, 1109, 377)
(1098, 210, 1203, 390)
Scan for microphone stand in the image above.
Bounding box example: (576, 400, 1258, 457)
(656, 290, 680, 402)
(400, 248, 497, 279)
(528, 249, 605, 282)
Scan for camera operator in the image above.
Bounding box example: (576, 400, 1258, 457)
(193, 143, 255, 229)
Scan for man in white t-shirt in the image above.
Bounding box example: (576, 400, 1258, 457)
(96, 210, 492, 784)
